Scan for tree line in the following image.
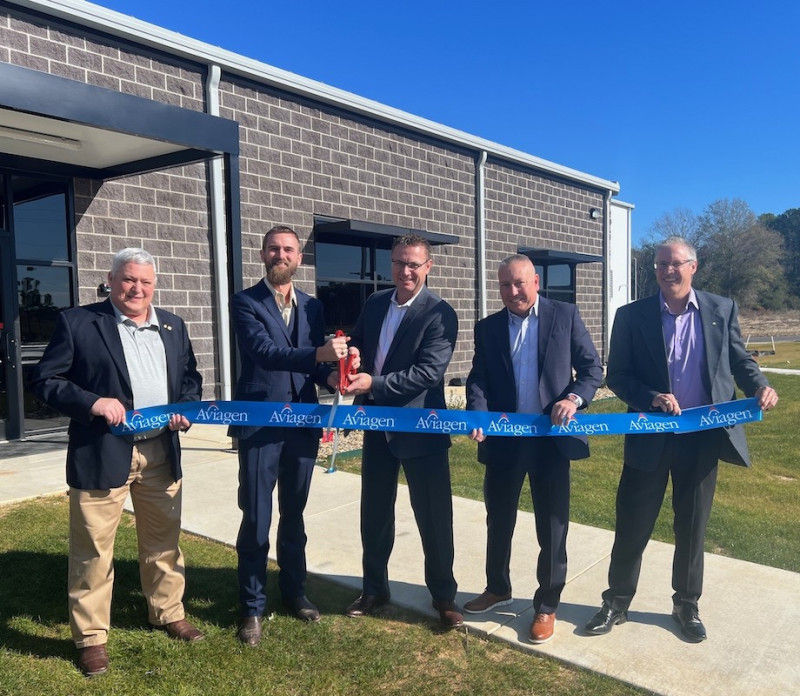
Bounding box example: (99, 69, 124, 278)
(632, 199, 800, 310)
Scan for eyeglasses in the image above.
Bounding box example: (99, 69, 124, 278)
(392, 259, 430, 271)
(653, 259, 694, 271)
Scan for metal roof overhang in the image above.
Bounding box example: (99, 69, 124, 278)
(519, 248, 604, 265)
(0, 61, 239, 178)
(315, 219, 460, 247)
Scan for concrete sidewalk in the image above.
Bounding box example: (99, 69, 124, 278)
(2, 425, 799, 696)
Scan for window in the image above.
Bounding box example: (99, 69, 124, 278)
(534, 263, 576, 303)
(315, 241, 394, 334)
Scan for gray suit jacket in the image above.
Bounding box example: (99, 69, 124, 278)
(349, 286, 457, 460)
(466, 298, 603, 465)
(606, 290, 769, 469)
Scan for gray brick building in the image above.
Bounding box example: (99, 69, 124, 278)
(0, 0, 630, 442)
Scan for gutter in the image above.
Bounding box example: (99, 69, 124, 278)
(475, 150, 488, 319)
(204, 64, 233, 401)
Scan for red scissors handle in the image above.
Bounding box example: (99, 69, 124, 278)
(335, 330, 357, 394)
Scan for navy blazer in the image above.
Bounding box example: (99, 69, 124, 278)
(349, 286, 458, 460)
(606, 290, 769, 469)
(31, 300, 202, 490)
(467, 298, 603, 465)
(229, 281, 331, 442)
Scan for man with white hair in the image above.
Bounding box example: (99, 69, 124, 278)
(33, 248, 204, 677)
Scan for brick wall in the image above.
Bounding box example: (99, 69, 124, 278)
(484, 161, 607, 358)
(218, 78, 478, 377)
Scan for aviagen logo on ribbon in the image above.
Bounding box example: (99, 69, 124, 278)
(342, 406, 396, 431)
(487, 412, 538, 437)
(628, 412, 680, 433)
(194, 401, 250, 425)
(415, 409, 469, 434)
(699, 404, 754, 428)
(120, 409, 173, 434)
(556, 415, 610, 435)
(268, 403, 322, 427)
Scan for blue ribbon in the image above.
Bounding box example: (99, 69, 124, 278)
(111, 398, 762, 438)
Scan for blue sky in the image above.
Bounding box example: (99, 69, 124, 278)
(99, 0, 800, 244)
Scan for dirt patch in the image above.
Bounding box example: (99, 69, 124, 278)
(738, 310, 800, 337)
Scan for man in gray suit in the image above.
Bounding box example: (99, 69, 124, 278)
(584, 236, 778, 642)
(341, 234, 462, 629)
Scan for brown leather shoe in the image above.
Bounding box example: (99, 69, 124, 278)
(529, 612, 556, 644)
(432, 600, 464, 629)
(345, 594, 390, 618)
(77, 645, 108, 677)
(464, 590, 513, 614)
(159, 619, 205, 642)
(237, 616, 263, 646)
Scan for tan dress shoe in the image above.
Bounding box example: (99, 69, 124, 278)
(529, 612, 556, 644)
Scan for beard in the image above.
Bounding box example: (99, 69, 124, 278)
(266, 259, 296, 285)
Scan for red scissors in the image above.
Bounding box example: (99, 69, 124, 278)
(335, 329, 357, 395)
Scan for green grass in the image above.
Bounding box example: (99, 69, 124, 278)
(747, 340, 800, 368)
(338, 373, 800, 573)
(0, 497, 646, 695)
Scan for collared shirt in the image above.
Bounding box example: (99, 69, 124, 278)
(113, 303, 169, 439)
(660, 289, 709, 408)
(264, 278, 296, 327)
(508, 300, 542, 414)
(374, 289, 421, 376)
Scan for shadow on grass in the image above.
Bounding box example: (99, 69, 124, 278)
(0, 548, 241, 659)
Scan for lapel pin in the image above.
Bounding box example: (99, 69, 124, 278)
(163, 323, 173, 331)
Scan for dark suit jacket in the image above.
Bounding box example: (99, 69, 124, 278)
(467, 298, 603, 466)
(606, 290, 769, 469)
(31, 300, 202, 490)
(228, 281, 331, 443)
(349, 286, 457, 460)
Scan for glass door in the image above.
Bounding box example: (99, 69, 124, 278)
(12, 175, 74, 434)
(0, 171, 75, 439)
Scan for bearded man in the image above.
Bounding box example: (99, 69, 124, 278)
(229, 225, 350, 645)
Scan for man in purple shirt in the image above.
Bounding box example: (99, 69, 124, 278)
(584, 236, 778, 642)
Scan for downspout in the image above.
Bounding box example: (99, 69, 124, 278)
(476, 150, 488, 319)
(205, 64, 233, 401)
(602, 188, 613, 364)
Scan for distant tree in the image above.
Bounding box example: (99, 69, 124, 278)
(762, 208, 800, 299)
(649, 207, 701, 246)
(632, 208, 700, 300)
(696, 199, 786, 308)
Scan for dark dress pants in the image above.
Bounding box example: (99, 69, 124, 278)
(360, 430, 457, 602)
(484, 438, 570, 614)
(236, 430, 317, 616)
(603, 430, 721, 612)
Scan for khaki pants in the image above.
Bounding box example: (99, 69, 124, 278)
(68, 435, 186, 648)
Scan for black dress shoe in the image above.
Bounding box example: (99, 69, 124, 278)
(345, 593, 390, 617)
(237, 615, 263, 646)
(584, 603, 628, 635)
(284, 595, 321, 623)
(672, 604, 707, 642)
(432, 600, 464, 629)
